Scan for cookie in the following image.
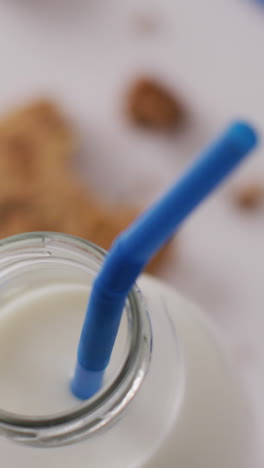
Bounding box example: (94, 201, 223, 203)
(0, 99, 77, 198)
(0, 99, 173, 275)
(0, 206, 48, 240)
(126, 77, 185, 130)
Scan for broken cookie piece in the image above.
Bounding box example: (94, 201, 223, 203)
(126, 77, 185, 130)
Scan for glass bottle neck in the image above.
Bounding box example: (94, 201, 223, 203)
(0, 232, 152, 447)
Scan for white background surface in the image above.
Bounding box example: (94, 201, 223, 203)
(0, 0, 263, 464)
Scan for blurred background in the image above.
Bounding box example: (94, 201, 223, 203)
(0, 0, 263, 464)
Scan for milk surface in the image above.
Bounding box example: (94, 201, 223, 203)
(0, 284, 88, 415)
(0, 275, 252, 467)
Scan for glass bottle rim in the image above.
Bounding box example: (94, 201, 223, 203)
(0, 232, 152, 447)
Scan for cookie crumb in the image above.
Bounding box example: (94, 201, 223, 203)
(234, 183, 264, 209)
(126, 77, 185, 130)
(133, 14, 159, 35)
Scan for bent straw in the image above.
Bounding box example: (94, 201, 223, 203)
(71, 121, 258, 400)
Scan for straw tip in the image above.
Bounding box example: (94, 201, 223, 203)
(71, 363, 104, 400)
(229, 121, 259, 153)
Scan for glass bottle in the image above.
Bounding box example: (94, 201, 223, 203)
(0, 232, 252, 467)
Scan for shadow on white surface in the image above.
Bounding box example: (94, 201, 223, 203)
(2, 0, 102, 22)
(159, 242, 233, 319)
(8, 0, 96, 9)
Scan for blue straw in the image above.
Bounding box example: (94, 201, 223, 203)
(71, 121, 258, 400)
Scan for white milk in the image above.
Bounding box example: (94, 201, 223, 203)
(0, 274, 252, 467)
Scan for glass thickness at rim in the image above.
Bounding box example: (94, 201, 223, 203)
(0, 232, 152, 447)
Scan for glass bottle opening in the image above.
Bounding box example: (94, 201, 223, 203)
(0, 232, 152, 447)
